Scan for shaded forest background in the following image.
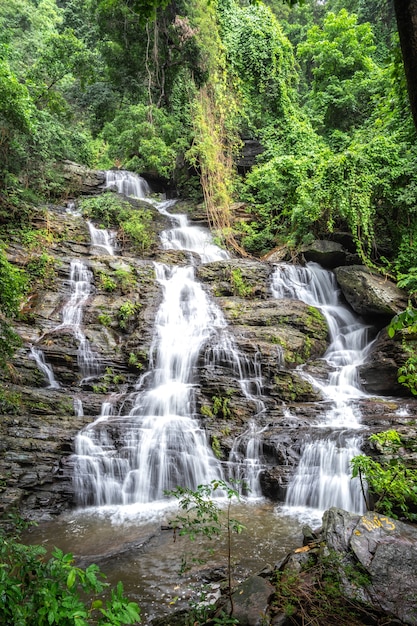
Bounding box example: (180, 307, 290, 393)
(1, 0, 417, 362)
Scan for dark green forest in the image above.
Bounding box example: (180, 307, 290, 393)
(1, 0, 417, 357)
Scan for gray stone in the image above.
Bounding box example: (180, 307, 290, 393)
(335, 265, 408, 319)
(322, 507, 417, 624)
(223, 575, 275, 625)
(58, 160, 106, 195)
(359, 328, 409, 395)
(301, 239, 349, 268)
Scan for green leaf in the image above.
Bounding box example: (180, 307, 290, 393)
(67, 568, 76, 589)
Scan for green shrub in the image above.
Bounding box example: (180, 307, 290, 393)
(120, 210, 155, 253)
(118, 301, 140, 330)
(98, 272, 117, 292)
(101, 103, 183, 179)
(388, 306, 417, 395)
(351, 430, 417, 522)
(80, 193, 131, 228)
(0, 523, 141, 625)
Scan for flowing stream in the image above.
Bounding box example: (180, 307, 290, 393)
(87, 220, 116, 256)
(271, 263, 372, 521)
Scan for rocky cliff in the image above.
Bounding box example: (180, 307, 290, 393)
(1, 181, 416, 520)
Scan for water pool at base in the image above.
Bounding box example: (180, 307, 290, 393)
(24, 501, 308, 624)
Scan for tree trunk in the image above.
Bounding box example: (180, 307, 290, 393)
(393, 0, 417, 130)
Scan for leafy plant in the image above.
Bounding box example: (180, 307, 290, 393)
(351, 430, 417, 521)
(101, 103, 182, 179)
(97, 313, 112, 327)
(388, 306, 417, 394)
(119, 210, 155, 254)
(212, 393, 232, 419)
(114, 268, 136, 293)
(166, 480, 245, 617)
(229, 268, 252, 297)
(98, 272, 117, 292)
(118, 301, 140, 330)
(211, 435, 222, 459)
(22, 228, 55, 251)
(0, 246, 26, 368)
(92, 367, 125, 394)
(26, 252, 58, 288)
(80, 194, 131, 228)
(127, 352, 144, 370)
(0, 523, 141, 625)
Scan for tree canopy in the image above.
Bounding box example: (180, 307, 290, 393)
(0, 0, 417, 362)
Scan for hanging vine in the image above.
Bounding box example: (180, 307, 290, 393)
(188, 84, 248, 257)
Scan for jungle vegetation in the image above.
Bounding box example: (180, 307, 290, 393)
(0, 0, 416, 356)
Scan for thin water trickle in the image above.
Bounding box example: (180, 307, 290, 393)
(54, 260, 101, 380)
(272, 263, 372, 521)
(29, 345, 60, 389)
(73, 397, 84, 417)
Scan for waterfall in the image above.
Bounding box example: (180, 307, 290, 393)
(73, 262, 226, 506)
(87, 220, 116, 256)
(105, 170, 150, 198)
(29, 345, 60, 389)
(72, 173, 269, 509)
(55, 260, 100, 380)
(204, 335, 266, 496)
(157, 202, 230, 263)
(272, 263, 372, 518)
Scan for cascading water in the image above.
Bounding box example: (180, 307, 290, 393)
(55, 260, 100, 381)
(157, 202, 229, 263)
(29, 345, 60, 389)
(72, 174, 268, 509)
(105, 170, 150, 198)
(272, 263, 372, 518)
(74, 259, 226, 507)
(205, 337, 266, 496)
(87, 220, 116, 256)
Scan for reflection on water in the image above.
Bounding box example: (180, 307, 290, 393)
(24, 503, 305, 624)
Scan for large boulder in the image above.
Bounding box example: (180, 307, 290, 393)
(322, 507, 417, 625)
(335, 265, 408, 321)
(219, 575, 275, 626)
(359, 328, 409, 395)
(300, 240, 350, 268)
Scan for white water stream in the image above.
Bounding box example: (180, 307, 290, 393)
(87, 220, 116, 256)
(29, 345, 60, 389)
(54, 260, 101, 381)
(105, 169, 150, 197)
(271, 263, 372, 521)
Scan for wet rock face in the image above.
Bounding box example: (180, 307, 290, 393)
(359, 328, 409, 395)
(300, 239, 350, 268)
(335, 265, 408, 321)
(1, 186, 417, 519)
(57, 161, 106, 195)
